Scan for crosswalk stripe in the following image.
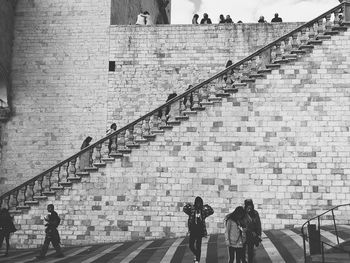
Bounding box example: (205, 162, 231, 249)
(200, 237, 209, 262)
(338, 224, 350, 230)
(119, 241, 153, 263)
(80, 243, 122, 263)
(0, 250, 35, 260)
(159, 238, 184, 263)
(281, 229, 309, 252)
(12, 250, 57, 263)
(47, 246, 92, 263)
(320, 229, 345, 246)
(261, 232, 286, 263)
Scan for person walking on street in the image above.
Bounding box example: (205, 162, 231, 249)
(36, 204, 64, 260)
(225, 206, 246, 263)
(0, 208, 17, 256)
(183, 196, 214, 263)
(243, 199, 262, 263)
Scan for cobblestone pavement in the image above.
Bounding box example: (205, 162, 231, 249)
(1, 226, 349, 263)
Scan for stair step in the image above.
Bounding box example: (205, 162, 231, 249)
(93, 162, 107, 167)
(324, 30, 339, 36)
(33, 195, 48, 200)
(266, 64, 281, 69)
(175, 116, 189, 121)
(143, 134, 157, 140)
(25, 200, 39, 205)
(200, 102, 214, 106)
(50, 186, 64, 191)
(311, 253, 350, 263)
(308, 40, 323, 45)
(257, 69, 272, 74)
(332, 26, 347, 32)
(249, 73, 266, 78)
(16, 205, 31, 210)
(118, 148, 132, 154)
(216, 92, 230, 98)
(283, 54, 298, 59)
(224, 88, 238, 94)
(109, 152, 123, 158)
(42, 191, 56, 196)
(150, 129, 165, 134)
(126, 143, 140, 149)
(76, 171, 90, 176)
(273, 59, 290, 64)
(67, 176, 81, 182)
(182, 110, 197, 115)
(299, 44, 314, 50)
(60, 182, 73, 187)
(316, 35, 332, 40)
(160, 125, 173, 130)
(166, 120, 181, 126)
(291, 49, 306, 54)
(241, 78, 255, 83)
(9, 210, 22, 215)
(84, 167, 99, 172)
(192, 106, 205, 111)
(135, 138, 149, 143)
(208, 97, 222, 102)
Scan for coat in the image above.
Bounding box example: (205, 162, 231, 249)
(183, 203, 214, 237)
(225, 219, 246, 248)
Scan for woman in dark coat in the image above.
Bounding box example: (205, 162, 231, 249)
(183, 196, 214, 263)
(0, 208, 17, 256)
(78, 136, 92, 171)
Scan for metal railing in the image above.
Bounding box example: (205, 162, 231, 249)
(301, 203, 350, 263)
(0, 2, 348, 213)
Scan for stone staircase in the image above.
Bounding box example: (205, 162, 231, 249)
(1, 1, 350, 250)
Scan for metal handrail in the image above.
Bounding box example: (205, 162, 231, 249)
(0, 2, 346, 203)
(301, 203, 350, 263)
(320, 240, 350, 263)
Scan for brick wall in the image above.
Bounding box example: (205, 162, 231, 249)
(11, 28, 350, 248)
(0, 0, 301, 193)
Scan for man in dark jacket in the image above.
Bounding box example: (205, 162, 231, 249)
(36, 204, 64, 259)
(243, 199, 262, 263)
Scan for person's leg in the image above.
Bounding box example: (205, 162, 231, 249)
(189, 234, 197, 260)
(195, 237, 202, 261)
(52, 239, 64, 257)
(38, 237, 50, 258)
(227, 246, 235, 263)
(247, 242, 255, 263)
(236, 247, 245, 263)
(4, 233, 10, 255)
(0, 230, 4, 250)
(242, 243, 247, 263)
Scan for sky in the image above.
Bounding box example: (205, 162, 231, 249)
(171, 0, 338, 24)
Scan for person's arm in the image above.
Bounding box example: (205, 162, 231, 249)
(203, 204, 214, 218)
(183, 204, 192, 215)
(255, 211, 262, 236)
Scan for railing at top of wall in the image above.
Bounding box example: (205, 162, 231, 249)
(301, 203, 350, 263)
(0, 2, 349, 211)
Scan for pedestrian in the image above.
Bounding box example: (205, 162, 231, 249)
(158, 91, 177, 124)
(225, 60, 233, 68)
(79, 136, 92, 171)
(106, 123, 117, 155)
(271, 13, 282, 22)
(143, 11, 153, 25)
(225, 206, 246, 263)
(192, 14, 199, 24)
(0, 208, 17, 256)
(200, 13, 212, 24)
(36, 204, 64, 259)
(183, 85, 194, 110)
(225, 15, 233, 23)
(258, 16, 267, 23)
(243, 199, 262, 263)
(183, 196, 214, 263)
(136, 12, 146, 25)
(219, 14, 225, 23)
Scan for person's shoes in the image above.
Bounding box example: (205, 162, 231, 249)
(36, 255, 45, 260)
(55, 253, 65, 258)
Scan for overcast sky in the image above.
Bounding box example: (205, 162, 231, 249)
(171, 0, 339, 24)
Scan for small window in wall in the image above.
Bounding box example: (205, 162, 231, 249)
(109, 61, 116, 72)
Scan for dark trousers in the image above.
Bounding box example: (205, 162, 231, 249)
(0, 230, 10, 254)
(228, 246, 245, 263)
(39, 236, 63, 257)
(189, 234, 202, 261)
(243, 242, 255, 263)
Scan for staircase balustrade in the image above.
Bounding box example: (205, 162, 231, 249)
(0, 2, 349, 215)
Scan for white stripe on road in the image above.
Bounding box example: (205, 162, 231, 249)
(119, 241, 153, 263)
(320, 229, 345, 246)
(159, 238, 185, 263)
(81, 243, 122, 263)
(281, 229, 309, 252)
(49, 246, 92, 263)
(200, 237, 209, 262)
(13, 250, 56, 263)
(261, 232, 286, 263)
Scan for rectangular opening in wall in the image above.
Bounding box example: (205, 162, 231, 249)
(109, 61, 116, 72)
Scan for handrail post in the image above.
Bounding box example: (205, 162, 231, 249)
(302, 225, 307, 263)
(340, 0, 350, 22)
(321, 242, 325, 263)
(331, 209, 340, 245)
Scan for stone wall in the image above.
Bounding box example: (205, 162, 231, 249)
(0, 0, 301, 193)
(0, 0, 111, 191)
(11, 28, 350, 248)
